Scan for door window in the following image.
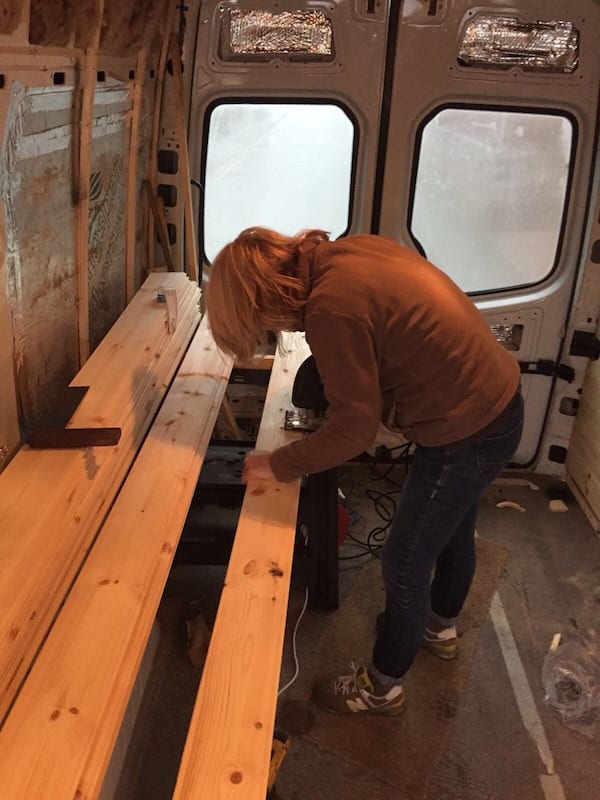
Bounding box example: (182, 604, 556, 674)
(203, 102, 355, 261)
(410, 108, 574, 293)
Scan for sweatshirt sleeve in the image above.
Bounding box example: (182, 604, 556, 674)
(269, 311, 382, 482)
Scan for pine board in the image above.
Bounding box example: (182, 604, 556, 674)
(173, 332, 311, 800)
(169, 36, 199, 283)
(0, 317, 232, 799)
(0, 273, 200, 721)
(126, 47, 148, 302)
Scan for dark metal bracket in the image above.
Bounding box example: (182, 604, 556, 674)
(518, 360, 575, 382)
(27, 386, 121, 449)
(570, 330, 600, 360)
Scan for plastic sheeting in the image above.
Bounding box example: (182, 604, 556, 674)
(0, 84, 130, 431)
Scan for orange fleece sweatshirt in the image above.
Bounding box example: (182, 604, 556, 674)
(269, 235, 520, 482)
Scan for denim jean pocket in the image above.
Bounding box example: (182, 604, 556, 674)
(476, 392, 524, 481)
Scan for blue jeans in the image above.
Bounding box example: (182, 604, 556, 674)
(372, 388, 524, 679)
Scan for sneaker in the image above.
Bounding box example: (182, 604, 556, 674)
(312, 662, 405, 715)
(376, 612, 458, 660)
(422, 625, 458, 660)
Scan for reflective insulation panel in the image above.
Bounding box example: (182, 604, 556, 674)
(490, 323, 524, 351)
(220, 8, 334, 62)
(458, 16, 579, 73)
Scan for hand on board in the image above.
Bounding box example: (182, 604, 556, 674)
(242, 450, 276, 483)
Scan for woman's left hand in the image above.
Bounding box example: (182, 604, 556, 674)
(242, 451, 277, 483)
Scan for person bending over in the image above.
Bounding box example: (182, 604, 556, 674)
(205, 226, 523, 716)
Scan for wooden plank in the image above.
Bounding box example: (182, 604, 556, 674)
(126, 48, 148, 302)
(0, 317, 233, 800)
(220, 396, 248, 440)
(169, 35, 199, 283)
(144, 178, 177, 271)
(0, 273, 200, 722)
(0, 48, 79, 66)
(147, 0, 178, 269)
(173, 332, 310, 800)
(75, 0, 106, 365)
(236, 355, 275, 371)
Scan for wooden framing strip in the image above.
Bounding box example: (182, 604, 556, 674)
(144, 178, 177, 271)
(173, 332, 310, 800)
(75, 0, 106, 365)
(0, 273, 200, 722)
(169, 35, 199, 283)
(126, 47, 148, 302)
(148, 0, 178, 269)
(0, 317, 233, 800)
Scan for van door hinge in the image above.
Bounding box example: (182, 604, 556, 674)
(518, 360, 575, 382)
(569, 330, 600, 360)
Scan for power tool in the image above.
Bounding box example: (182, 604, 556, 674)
(284, 355, 328, 432)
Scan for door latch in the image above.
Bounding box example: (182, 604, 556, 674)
(518, 360, 575, 382)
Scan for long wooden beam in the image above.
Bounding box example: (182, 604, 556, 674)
(147, 0, 178, 270)
(75, 0, 106, 365)
(169, 35, 199, 283)
(0, 317, 232, 799)
(125, 47, 148, 302)
(173, 332, 310, 800)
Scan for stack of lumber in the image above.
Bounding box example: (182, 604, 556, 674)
(0, 315, 234, 799)
(174, 331, 311, 800)
(0, 272, 200, 723)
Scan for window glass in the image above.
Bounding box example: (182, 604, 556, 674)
(410, 108, 573, 293)
(203, 103, 355, 262)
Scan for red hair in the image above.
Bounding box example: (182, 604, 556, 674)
(206, 227, 328, 362)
